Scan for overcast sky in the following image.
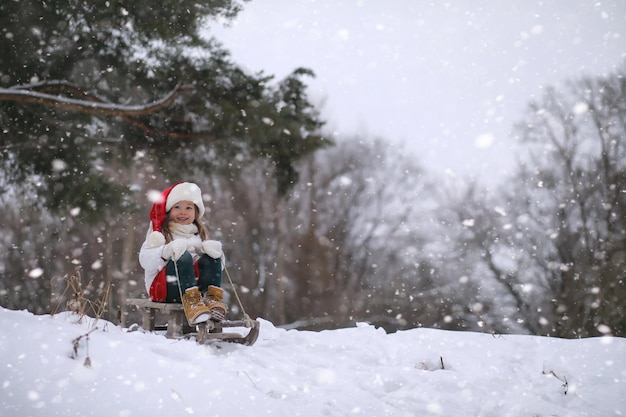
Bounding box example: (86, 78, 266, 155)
(209, 1, 626, 184)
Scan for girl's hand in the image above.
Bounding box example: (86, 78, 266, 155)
(162, 240, 188, 261)
(202, 240, 223, 259)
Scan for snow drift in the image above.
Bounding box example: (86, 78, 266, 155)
(1, 307, 624, 416)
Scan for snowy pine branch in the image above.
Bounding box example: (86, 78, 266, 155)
(0, 82, 184, 117)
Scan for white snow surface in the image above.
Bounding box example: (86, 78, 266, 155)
(1, 307, 625, 417)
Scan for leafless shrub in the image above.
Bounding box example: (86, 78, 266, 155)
(51, 271, 111, 327)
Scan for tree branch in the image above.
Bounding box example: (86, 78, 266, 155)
(0, 83, 184, 117)
(1, 82, 219, 140)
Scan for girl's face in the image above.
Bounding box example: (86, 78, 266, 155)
(168, 200, 196, 225)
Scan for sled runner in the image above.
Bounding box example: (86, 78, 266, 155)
(196, 316, 259, 346)
(126, 298, 259, 346)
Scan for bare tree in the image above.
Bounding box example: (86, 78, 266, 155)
(277, 138, 475, 331)
(475, 67, 626, 337)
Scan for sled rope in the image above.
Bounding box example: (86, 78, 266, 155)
(173, 257, 185, 303)
(223, 264, 251, 323)
(173, 254, 250, 323)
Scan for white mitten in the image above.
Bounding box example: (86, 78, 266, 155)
(202, 240, 223, 259)
(146, 231, 166, 248)
(162, 240, 188, 261)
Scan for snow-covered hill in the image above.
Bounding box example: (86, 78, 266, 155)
(1, 307, 624, 416)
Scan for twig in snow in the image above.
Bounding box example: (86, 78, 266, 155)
(70, 327, 98, 367)
(416, 356, 448, 371)
(542, 370, 569, 395)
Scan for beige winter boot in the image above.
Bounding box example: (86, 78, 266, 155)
(204, 285, 228, 321)
(181, 287, 211, 326)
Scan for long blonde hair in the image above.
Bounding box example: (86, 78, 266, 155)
(161, 205, 209, 242)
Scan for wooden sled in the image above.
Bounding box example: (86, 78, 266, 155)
(126, 298, 259, 346)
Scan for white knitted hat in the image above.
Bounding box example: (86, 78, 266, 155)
(165, 182, 205, 217)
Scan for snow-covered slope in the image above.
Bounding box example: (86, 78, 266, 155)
(1, 307, 624, 416)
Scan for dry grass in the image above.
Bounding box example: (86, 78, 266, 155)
(50, 271, 111, 368)
(51, 270, 111, 327)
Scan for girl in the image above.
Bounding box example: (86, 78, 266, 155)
(139, 182, 227, 326)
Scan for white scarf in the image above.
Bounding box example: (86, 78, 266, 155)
(169, 222, 199, 238)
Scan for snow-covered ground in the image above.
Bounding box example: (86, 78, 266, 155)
(1, 307, 624, 417)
